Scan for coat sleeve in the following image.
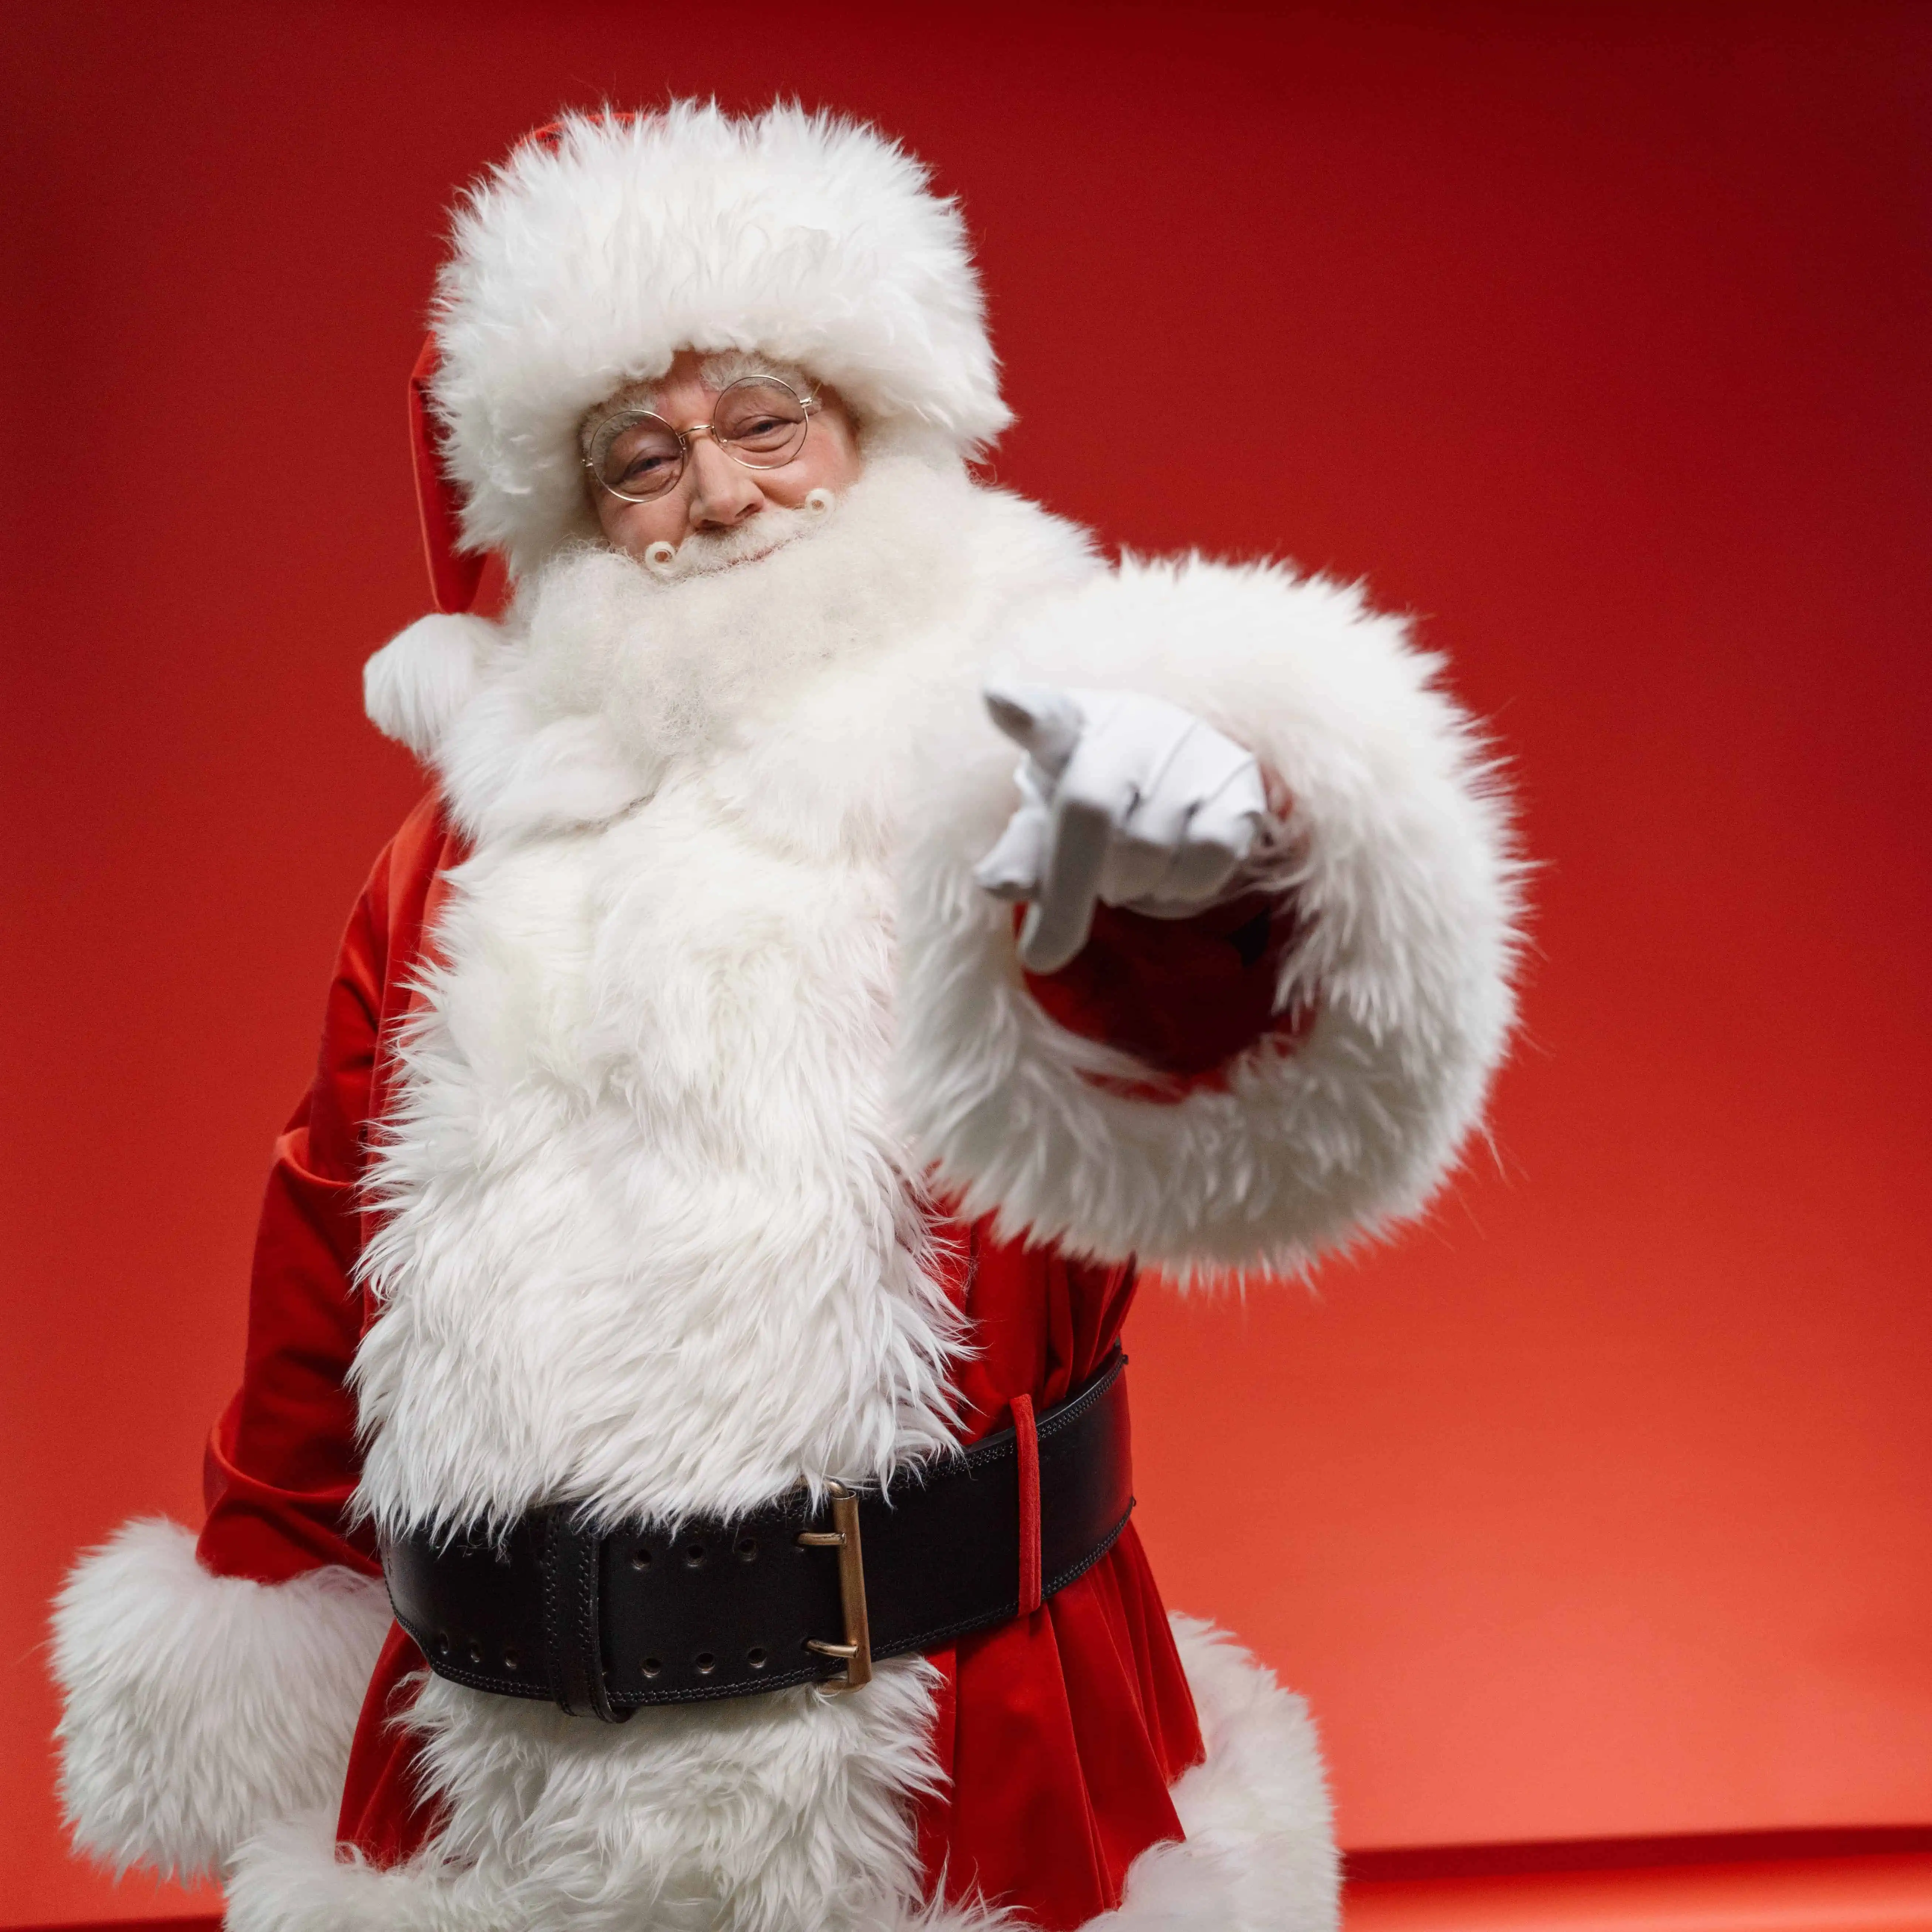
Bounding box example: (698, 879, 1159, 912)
(49, 793, 455, 1883)
(1014, 887, 1314, 1092)
(892, 555, 1522, 1281)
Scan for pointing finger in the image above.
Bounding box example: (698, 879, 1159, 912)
(1019, 730, 1141, 972)
(1019, 792, 1115, 972)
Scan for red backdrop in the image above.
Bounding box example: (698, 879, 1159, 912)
(5, 2, 1929, 1922)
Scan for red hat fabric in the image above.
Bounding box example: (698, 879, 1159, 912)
(409, 335, 485, 616)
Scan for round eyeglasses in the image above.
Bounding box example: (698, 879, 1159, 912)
(584, 376, 820, 504)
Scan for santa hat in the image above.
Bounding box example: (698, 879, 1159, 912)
(409, 102, 1012, 611)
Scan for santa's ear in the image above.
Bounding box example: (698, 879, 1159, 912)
(364, 612, 496, 760)
(410, 335, 487, 615)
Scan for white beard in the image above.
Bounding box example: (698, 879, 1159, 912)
(511, 453, 982, 809)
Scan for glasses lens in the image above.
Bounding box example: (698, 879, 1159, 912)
(595, 414, 684, 500)
(713, 380, 809, 467)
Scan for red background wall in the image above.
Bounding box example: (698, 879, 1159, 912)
(5, 2, 1929, 1921)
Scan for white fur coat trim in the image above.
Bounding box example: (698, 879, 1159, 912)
(49, 1518, 390, 1881)
(894, 554, 1520, 1276)
(431, 104, 1010, 575)
(217, 1616, 1336, 1932)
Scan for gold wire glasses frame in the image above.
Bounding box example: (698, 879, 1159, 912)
(584, 376, 821, 504)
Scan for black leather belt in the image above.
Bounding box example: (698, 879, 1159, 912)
(381, 1348, 1133, 1718)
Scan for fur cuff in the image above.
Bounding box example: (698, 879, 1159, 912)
(894, 555, 1521, 1277)
(363, 614, 498, 761)
(50, 1518, 391, 1880)
(1136, 1617, 1339, 1931)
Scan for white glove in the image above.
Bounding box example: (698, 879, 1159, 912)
(974, 682, 1267, 974)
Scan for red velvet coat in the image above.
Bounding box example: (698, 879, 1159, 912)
(196, 789, 1299, 1928)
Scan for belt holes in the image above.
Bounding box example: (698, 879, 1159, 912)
(466, 1639, 484, 1665)
(641, 1656, 663, 1678)
(433, 1631, 451, 1656)
(694, 1652, 716, 1675)
(629, 1544, 652, 1570)
(747, 1645, 767, 1670)
(683, 1543, 706, 1568)
(735, 1535, 758, 1562)
(502, 1648, 521, 1672)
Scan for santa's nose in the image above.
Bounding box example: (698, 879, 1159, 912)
(686, 437, 763, 530)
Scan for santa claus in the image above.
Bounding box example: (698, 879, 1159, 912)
(51, 104, 1518, 1931)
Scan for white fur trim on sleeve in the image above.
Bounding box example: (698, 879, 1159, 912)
(894, 555, 1521, 1279)
(50, 1518, 391, 1881)
(363, 612, 498, 761)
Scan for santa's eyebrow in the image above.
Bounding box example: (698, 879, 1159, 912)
(696, 350, 809, 392)
(577, 386, 653, 455)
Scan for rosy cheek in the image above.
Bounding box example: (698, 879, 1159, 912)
(813, 428, 862, 489)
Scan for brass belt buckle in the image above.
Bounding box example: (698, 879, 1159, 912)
(796, 1481, 873, 1692)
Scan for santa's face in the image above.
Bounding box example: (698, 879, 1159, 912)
(581, 348, 865, 565)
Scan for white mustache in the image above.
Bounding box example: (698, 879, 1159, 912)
(640, 488, 837, 582)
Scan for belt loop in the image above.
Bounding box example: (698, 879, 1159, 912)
(1011, 1393, 1042, 1616)
(539, 1508, 628, 1723)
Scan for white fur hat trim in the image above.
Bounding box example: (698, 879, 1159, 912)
(429, 102, 1013, 574)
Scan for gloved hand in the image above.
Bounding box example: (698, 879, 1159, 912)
(973, 682, 1268, 974)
